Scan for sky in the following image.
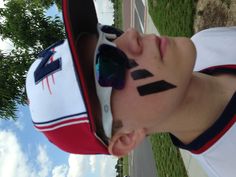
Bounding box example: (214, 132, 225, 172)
(93, 0, 114, 25)
(0, 0, 118, 177)
(0, 105, 118, 177)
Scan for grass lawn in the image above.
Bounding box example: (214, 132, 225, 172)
(113, 0, 123, 29)
(147, 1, 196, 177)
(150, 134, 188, 177)
(148, 0, 196, 37)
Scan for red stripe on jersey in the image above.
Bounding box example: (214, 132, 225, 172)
(205, 65, 236, 70)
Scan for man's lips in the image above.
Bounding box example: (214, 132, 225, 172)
(156, 36, 168, 59)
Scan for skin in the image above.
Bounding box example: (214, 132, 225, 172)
(107, 28, 236, 156)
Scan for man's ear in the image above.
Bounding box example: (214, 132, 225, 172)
(108, 129, 146, 157)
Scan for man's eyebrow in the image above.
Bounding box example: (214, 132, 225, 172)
(131, 69, 154, 80)
(127, 59, 138, 69)
(137, 80, 177, 96)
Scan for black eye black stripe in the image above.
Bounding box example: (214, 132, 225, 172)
(137, 80, 177, 96)
(131, 69, 154, 80)
(127, 59, 138, 69)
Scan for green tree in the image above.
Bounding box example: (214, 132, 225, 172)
(0, 50, 30, 120)
(0, 0, 65, 54)
(0, 0, 65, 120)
(29, 0, 62, 11)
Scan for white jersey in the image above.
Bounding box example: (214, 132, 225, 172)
(170, 27, 236, 177)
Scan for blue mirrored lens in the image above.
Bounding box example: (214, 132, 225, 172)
(96, 45, 127, 89)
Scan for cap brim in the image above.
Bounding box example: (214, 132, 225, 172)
(63, 0, 98, 39)
(62, 0, 98, 132)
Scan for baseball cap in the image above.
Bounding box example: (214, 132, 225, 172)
(26, 0, 111, 154)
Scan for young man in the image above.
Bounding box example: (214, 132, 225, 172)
(26, 0, 236, 176)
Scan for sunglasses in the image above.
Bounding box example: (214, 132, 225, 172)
(94, 24, 128, 141)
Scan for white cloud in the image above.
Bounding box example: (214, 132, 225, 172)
(66, 154, 118, 177)
(0, 130, 34, 177)
(0, 130, 54, 177)
(37, 145, 52, 177)
(89, 155, 96, 173)
(99, 156, 118, 177)
(52, 165, 68, 177)
(67, 155, 89, 177)
(0, 130, 117, 177)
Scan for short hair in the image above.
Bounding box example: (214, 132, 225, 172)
(112, 119, 123, 136)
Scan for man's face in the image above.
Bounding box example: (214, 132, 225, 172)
(110, 29, 196, 131)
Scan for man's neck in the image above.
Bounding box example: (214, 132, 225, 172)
(166, 72, 236, 144)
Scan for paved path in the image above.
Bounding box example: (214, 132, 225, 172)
(129, 138, 158, 177)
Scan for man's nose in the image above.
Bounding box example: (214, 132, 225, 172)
(125, 28, 141, 38)
(114, 28, 142, 56)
